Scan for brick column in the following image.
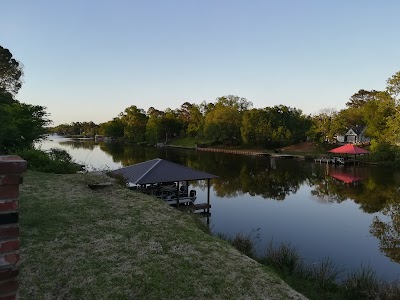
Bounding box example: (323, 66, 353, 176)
(0, 156, 27, 300)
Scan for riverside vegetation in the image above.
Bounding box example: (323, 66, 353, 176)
(220, 234, 400, 300)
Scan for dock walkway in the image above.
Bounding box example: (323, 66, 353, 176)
(197, 147, 270, 156)
(314, 157, 346, 164)
(314, 157, 335, 164)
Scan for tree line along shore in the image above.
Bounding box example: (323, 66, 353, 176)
(2, 43, 400, 166)
(50, 72, 400, 166)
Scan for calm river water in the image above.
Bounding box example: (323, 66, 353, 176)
(39, 136, 400, 281)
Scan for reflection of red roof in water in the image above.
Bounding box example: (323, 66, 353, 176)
(329, 144, 369, 154)
(329, 172, 363, 183)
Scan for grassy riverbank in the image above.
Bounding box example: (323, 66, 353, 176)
(19, 171, 305, 300)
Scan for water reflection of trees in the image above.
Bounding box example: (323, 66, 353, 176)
(236, 161, 310, 200)
(99, 143, 160, 166)
(309, 165, 400, 263)
(98, 144, 313, 200)
(187, 153, 311, 200)
(58, 141, 400, 209)
(309, 165, 400, 213)
(309, 175, 358, 204)
(52, 140, 400, 263)
(370, 200, 400, 263)
(59, 140, 97, 150)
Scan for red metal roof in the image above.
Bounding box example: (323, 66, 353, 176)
(329, 144, 369, 154)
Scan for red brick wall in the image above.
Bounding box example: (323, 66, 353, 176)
(0, 156, 27, 300)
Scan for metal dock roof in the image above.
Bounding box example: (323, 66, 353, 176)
(110, 158, 218, 185)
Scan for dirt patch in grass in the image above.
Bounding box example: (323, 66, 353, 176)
(279, 142, 322, 153)
(19, 171, 306, 300)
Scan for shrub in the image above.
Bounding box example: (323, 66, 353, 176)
(264, 241, 302, 274)
(370, 140, 397, 161)
(16, 148, 82, 174)
(305, 257, 342, 288)
(342, 264, 381, 300)
(47, 148, 72, 161)
(230, 233, 255, 258)
(378, 281, 400, 300)
(216, 231, 257, 258)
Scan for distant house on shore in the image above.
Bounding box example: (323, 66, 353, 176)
(336, 126, 370, 144)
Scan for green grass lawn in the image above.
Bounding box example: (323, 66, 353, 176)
(167, 137, 212, 148)
(19, 171, 305, 300)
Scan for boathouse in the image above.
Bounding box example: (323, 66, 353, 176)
(110, 159, 218, 219)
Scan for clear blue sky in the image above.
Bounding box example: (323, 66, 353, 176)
(2, 0, 399, 126)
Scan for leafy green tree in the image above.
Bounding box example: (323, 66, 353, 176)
(145, 107, 164, 144)
(51, 123, 70, 135)
(186, 104, 204, 137)
(81, 122, 99, 136)
(177, 102, 192, 134)
(51, 122, 99, 136)
(161, 108, 182, 142)
(241, 109, 265, 145)
(363, 91, 396, 141)
(0, 45, 51, 154)
(120, 105, 148, 142)
(99, 118, 124, 138)
(70, 122, 84, 135)
(0, 101, 50, 153)
(336, 107, 365, 129)
(203, 95, 252, 145)
(259, 107, 293, 147)
(176, 102, 204, 137)
(0, 45, 23, 96)
(0, 88, 15, 105)
(385, 112, 400, 146)
(241, 108, 282, 147)
(242, 105, 311, 147)
(308, 109, 341, 143)
(346, 89, 379, 109)
(199, 100, 214, 115)
(386, 71, 400, 103)
(204, 108, 241, 145)
(215, 95, 253, 111)
(384, 71, 400, 147)
(358, 72, 400, 160)
(267, 105, 311, 146)
(204, 102, 242, 145)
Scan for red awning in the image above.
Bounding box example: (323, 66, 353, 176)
(329, 144, 369, 154)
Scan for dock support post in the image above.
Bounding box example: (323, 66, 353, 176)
(207, 179, 210, 225)
(176, 181, 180, 208)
